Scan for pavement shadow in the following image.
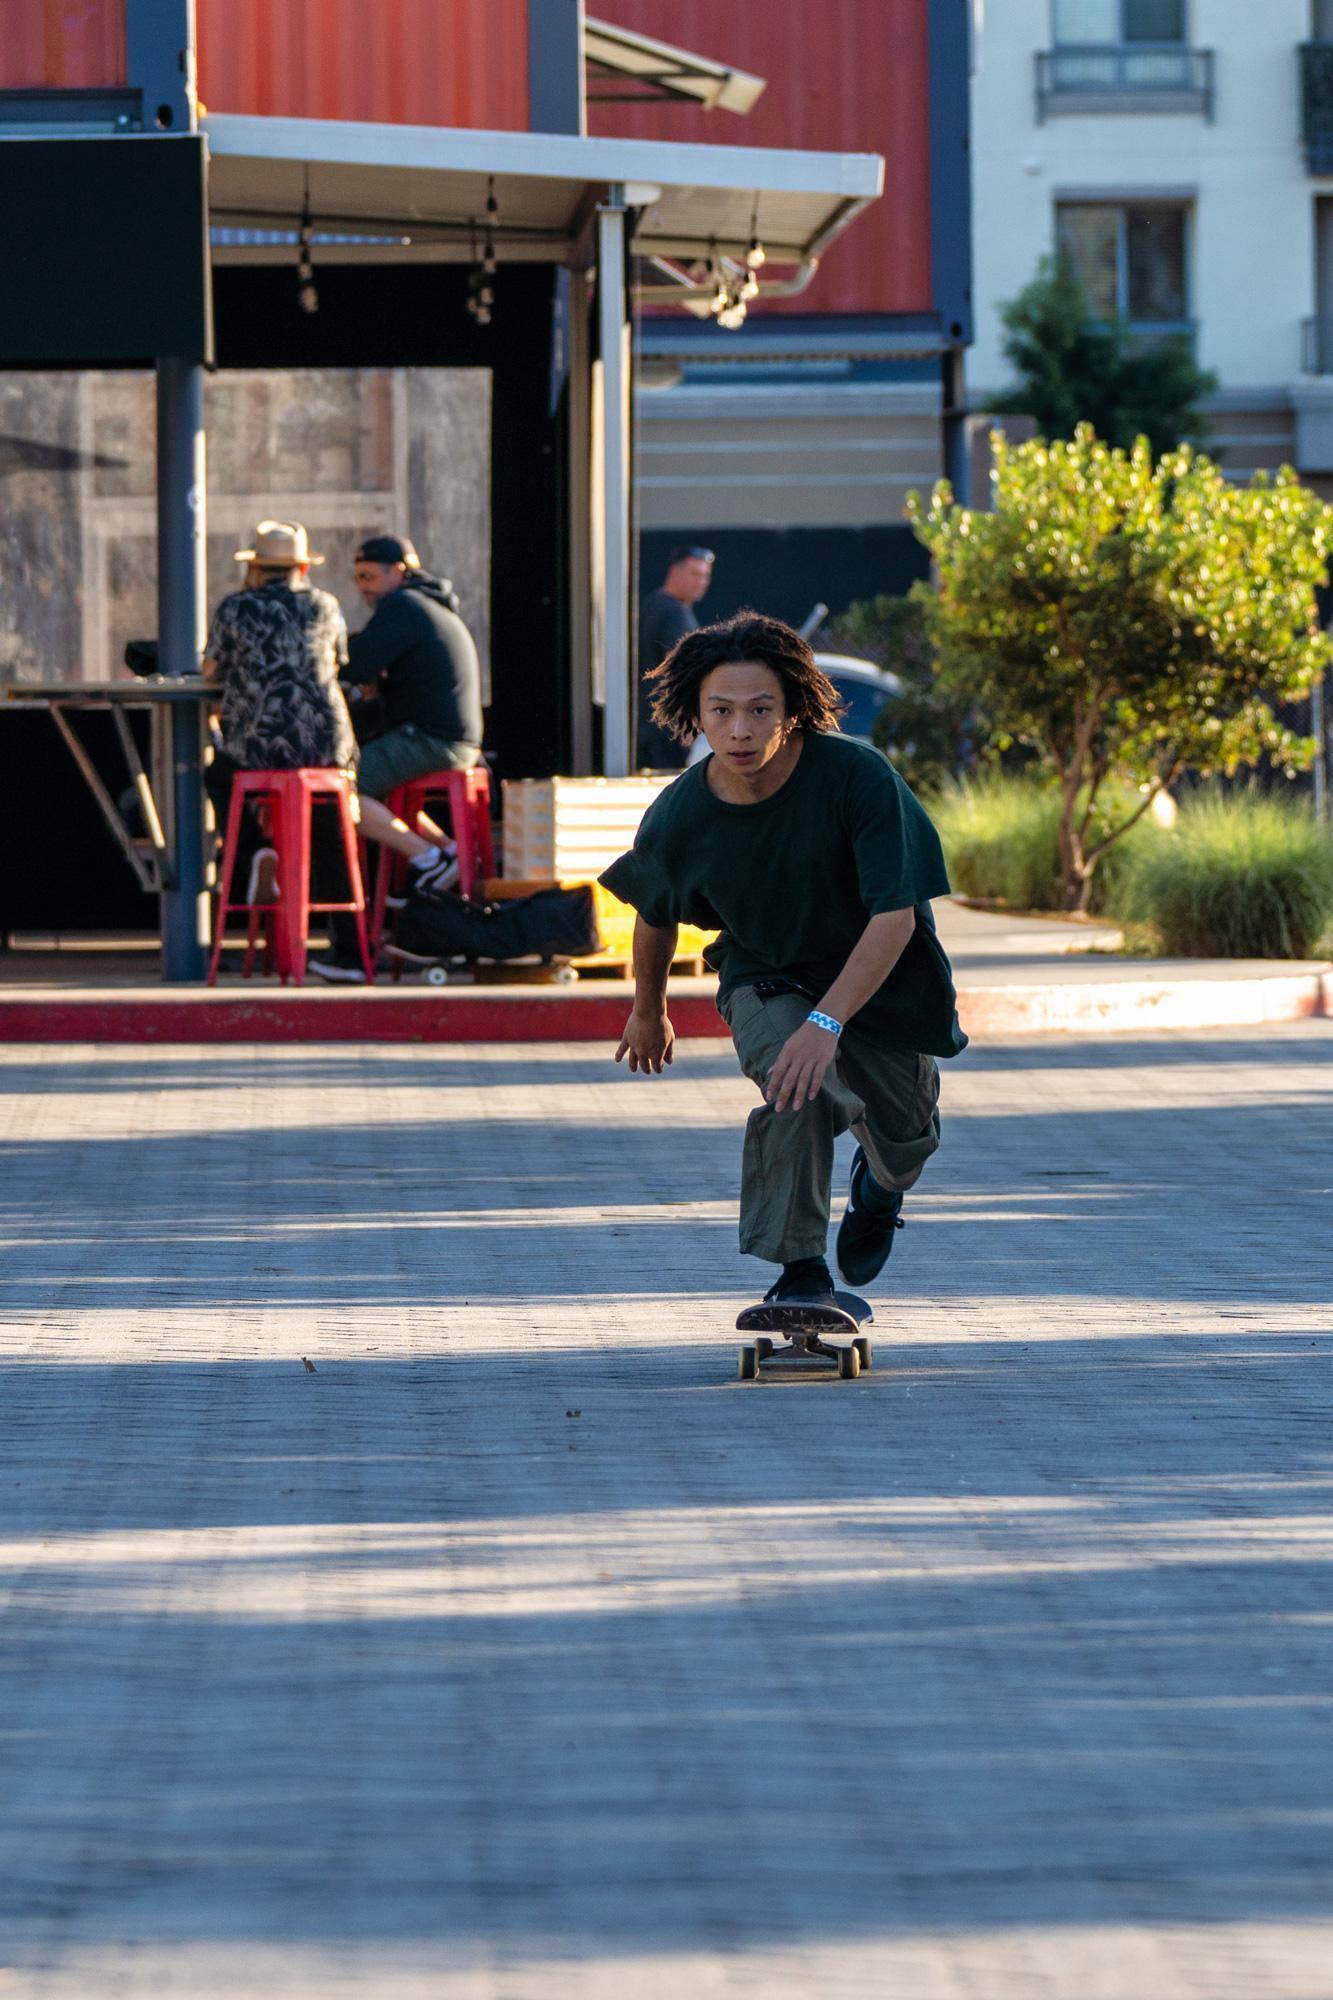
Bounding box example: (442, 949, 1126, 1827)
(2, 1342, 1331, 1955)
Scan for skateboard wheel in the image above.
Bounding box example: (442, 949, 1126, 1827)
(425, 965, 449, 987)
(554, 965, 578, 985)
(737, 1344, 759, 1381)
(853, 1335, 873, 1372)
(837, 1344, 861, 1380)
(753, 1335, 774, 1361)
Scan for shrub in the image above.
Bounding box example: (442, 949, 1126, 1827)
(822, 595, 978, 796)
(910, 427, 1332, 910)
(1120, 791, 1333, 958)
(931, 773, 1159, 916)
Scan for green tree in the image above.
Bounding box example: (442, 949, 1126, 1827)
(822, 594, 977, 794)
(908, 426, 1332, 910)
(993, 253, 1217, 460)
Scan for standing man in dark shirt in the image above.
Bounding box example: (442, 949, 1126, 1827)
(602, 612, 966, 1313)
(636, 544, 713, 769)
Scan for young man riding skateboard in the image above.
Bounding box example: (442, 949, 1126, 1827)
(601, 612, 967, 1308)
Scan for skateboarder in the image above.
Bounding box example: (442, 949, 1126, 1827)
(601, 611, 967, 1309)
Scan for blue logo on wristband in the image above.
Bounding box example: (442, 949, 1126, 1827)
(807, 1009, 843, 1037)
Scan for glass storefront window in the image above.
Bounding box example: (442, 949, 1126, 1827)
(0, 367, 493, 695)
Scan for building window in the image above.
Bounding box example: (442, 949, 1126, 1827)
(1053, 0, 1185, 43)
(1056, 202, 1191, 334)
(1038, 1, 1212, 119)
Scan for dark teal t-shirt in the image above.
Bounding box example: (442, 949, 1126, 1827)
(600, 731, 968, 1057)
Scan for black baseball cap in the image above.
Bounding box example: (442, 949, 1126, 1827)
(355, 535, 420, 567)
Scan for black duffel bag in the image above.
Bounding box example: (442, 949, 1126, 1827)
(395, 884, 601, 964)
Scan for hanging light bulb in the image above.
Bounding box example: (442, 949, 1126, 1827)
(740, 270, 760, 303)
(746, 194, 766, 272)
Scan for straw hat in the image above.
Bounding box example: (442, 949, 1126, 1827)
(233, 520, 325, 567)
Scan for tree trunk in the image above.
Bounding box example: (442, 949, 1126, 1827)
(1057, 784, 1089, 911)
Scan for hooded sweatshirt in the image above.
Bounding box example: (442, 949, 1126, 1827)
(344, 571, 483, 745)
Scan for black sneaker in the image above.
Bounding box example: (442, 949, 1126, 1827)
(763, 1257, 836, 1305)
(835, 1147, 904, 1288)
(408, 845, 460, 900)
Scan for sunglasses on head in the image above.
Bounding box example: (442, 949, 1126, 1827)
(671, 546, 715, 564)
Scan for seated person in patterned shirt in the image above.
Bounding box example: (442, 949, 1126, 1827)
(202, 520, 436, 909)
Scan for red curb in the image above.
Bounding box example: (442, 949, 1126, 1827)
(0, 991, 729, 1044)
(1, 969, 1329, 1044)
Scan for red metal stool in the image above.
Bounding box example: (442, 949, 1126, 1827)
(208, 768, 373, 986)
(369, 763, 496, 948)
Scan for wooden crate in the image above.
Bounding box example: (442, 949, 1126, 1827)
(500, 775, 677, 881)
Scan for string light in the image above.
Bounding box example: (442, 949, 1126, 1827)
(703, 237, 752, 331)
(467, 182, 499, 326)
(297, 170, 318, 314)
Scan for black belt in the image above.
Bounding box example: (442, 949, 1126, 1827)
(750, 977, 816, 1002)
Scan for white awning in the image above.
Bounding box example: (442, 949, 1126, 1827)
(203, 114, 881, 270)
(583, 17, 766, 116)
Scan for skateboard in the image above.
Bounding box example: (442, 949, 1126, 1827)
(380, 943, 579, 986)
(735, 1290, 874, 1381)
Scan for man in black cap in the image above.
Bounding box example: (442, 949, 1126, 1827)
(636, 545, 713, 769)
(310, 534, 485, 981)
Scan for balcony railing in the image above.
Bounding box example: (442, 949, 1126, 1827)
(1300, 43, 1333, 173)
(1036, 45, 1214, 122)
(1301, 317, 1333, 373)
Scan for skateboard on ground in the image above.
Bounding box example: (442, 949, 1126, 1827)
(735, 1291, 874, 1381)
(380, 943, 579, 986)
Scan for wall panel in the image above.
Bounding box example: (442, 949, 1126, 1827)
(197, 0, 530, 131)
(0, 0, 126, 88)
(589, 0, 933, 317)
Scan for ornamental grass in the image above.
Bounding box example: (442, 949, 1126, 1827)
(930, 773, 1156, 916)
(1120, 790, 1333, 960)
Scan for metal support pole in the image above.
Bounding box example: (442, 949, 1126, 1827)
(941, 345, 968, 501)
(597, 191, 632, 777)
(156, 356, 208, 980)
(566, 267, 595, 775)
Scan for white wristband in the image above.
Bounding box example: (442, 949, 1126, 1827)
(807, 1009, 843, 1037)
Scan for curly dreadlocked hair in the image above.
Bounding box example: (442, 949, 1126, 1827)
(646, 611, 845, 742)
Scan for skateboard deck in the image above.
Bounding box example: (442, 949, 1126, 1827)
(735, 1291, 873, 1380)
(380, 943, 579, 986)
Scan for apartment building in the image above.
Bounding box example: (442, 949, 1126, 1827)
(970, 0, 1333, 491)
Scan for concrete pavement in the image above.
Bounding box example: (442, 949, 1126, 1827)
(2, 1025, 1332, 1997)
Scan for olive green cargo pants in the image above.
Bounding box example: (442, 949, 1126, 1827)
(720, 984, 941, 1267)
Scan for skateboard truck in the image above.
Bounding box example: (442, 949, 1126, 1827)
(735, 1292, 873, 1381)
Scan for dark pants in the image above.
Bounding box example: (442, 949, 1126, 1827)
(720, 984, 941, 1266)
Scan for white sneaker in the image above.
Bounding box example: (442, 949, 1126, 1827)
(307, 954, 368, 985)
(246, 847, 279, 904)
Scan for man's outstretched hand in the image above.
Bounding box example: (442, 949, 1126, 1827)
(765, 1020, 838, 1113)
(615, 1008, 676, 1074)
